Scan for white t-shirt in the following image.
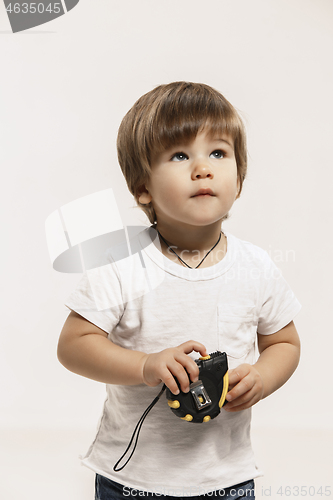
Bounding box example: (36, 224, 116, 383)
(65, 227, 301, 495)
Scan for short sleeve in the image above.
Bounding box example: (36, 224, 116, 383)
(257, 252, 301, 335)
(64, 262, 124, 335)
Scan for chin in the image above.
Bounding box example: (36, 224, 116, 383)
(192, 212, 228, 225)
(185, 217, 224, 227)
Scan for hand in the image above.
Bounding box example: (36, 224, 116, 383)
(224, 363, 264, 412)
(142, 341, 207, 395)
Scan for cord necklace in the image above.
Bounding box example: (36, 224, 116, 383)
(157, 230, 222, 269)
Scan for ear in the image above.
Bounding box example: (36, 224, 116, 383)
(138, 185, 152, 205)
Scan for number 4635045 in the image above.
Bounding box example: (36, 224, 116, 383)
(6, 3, 62, 14)
(277, 486, 331, 496)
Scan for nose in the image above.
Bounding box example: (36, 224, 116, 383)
(191, 159, 213, 180)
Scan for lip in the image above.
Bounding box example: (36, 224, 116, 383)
(192, 188, 215, 197)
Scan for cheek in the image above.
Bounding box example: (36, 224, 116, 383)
(151, 175, 182, 205)
(218, 170, 238, 193)
(157, 189, 181, 211)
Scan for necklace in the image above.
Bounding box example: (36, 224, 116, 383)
(157, 230, 222, 269)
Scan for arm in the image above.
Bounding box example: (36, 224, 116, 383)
(57, 311, 207, 395)
(224, 320, 300, 412)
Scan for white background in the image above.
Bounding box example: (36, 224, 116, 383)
(0, 0, 332, 498)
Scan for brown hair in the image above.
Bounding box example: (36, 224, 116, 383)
(117, 81, 247, 224)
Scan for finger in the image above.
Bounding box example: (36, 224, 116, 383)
(167, 359, 193, 393)
(226, 384, 258, 408)
(175, 352, 200, 384)
(227, 364, 250, 386)
(227, 369, 241, 387)
(226, 374, 254, 402)
(178, 340, 207, 357)
(224, 393, 259, 412)
(160, 366, 181, 395)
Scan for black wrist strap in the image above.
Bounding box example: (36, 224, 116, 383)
(113, 384, 166, 472)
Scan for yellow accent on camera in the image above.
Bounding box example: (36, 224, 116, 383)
(219, 372, 229, 408)
(181, 414, 193, 421)
(168, 400, 180, 409)
(199, 355, 211, 361)
(203, 416, 211, 422)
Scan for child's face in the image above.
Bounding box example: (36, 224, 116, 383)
(139, 129, 240, 230)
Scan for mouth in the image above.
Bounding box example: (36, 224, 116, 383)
(192, 188, 215, 197)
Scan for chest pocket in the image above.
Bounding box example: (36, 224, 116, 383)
(217, 305, 257, 359)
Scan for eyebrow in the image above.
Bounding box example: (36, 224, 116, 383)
(214, 138, 233, 147)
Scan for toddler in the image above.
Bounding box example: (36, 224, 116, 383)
(58, 82, 301, 500)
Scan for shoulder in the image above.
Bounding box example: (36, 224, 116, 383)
(227, 232, 272, 267)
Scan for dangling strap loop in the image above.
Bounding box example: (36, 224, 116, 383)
(113, 384, 166, 472)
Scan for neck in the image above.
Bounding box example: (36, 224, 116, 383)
(155, 221, 222, 253)
(154, 221, 227, 268)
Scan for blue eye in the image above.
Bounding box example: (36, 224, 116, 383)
(171, 152, 188, 162)
(210, 150, 225, 159)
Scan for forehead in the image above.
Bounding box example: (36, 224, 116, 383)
(161, 129, 234, 151)
(200, 129, 234, 147)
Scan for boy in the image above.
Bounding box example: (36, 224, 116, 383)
(58, 82, 301, 499)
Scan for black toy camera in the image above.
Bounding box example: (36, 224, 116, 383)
(113, 351, 229, 471)
(165, 351, 229, 423)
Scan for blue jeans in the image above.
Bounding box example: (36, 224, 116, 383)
(95, 475, 255, 500)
